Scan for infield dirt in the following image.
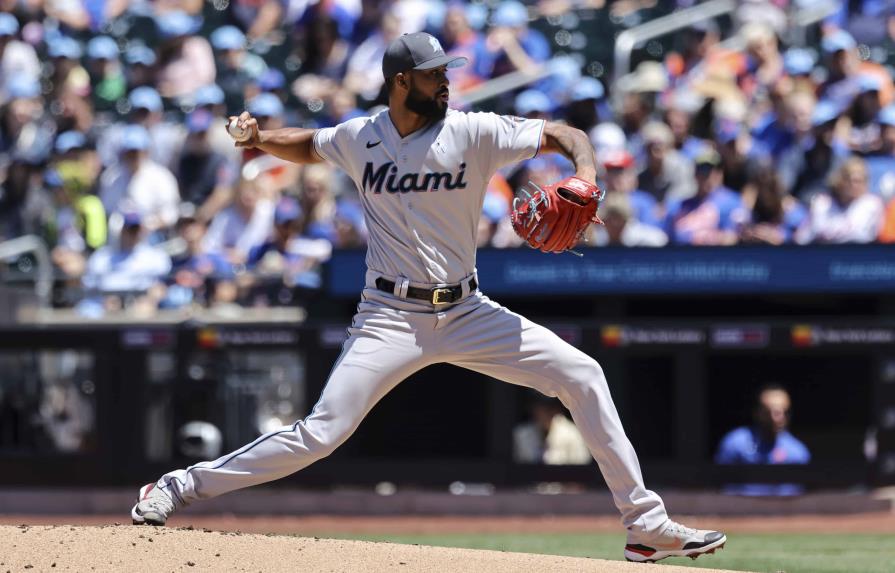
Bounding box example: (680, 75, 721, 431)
(0, 524, 748, 573)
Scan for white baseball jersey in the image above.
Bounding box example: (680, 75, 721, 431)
(156, 107, 672, 540)
(313, 109, 545, 285)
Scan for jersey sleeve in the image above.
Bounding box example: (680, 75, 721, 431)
(312, 118, 366, 179)
(470, 112, 545, 174)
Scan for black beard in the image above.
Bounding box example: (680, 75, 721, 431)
(405, 84, 447, 120)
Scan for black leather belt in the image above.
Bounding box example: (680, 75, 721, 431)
(375, 276, 477, 305)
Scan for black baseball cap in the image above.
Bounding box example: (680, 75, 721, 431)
(382, 32, 468, 79)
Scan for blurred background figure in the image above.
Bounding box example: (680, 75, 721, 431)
(203, 176, 274, 265)
(586, 192, 668, 248)
(796, 157, 884, 244)
(715, 384, 810, 496)
(175, 109, 239, 221)
(638, 121, 695, 204)
(99, 124, 180, 237)
(739, 161, 807, 245)
(664, 148, 746, 245)
(513, 393, 590, 465)
(80, 210, 171, 315)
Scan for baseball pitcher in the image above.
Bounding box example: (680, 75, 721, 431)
(132, 32, 726, 563)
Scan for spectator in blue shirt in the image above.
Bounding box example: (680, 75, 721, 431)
(601, 149, 662, 228)
(864, 105, 895, 201)
(739, 162, 807, 245)
(715, 385, 811, 496)
(477, 0, 550, 79)
(664, 148, 746, 245)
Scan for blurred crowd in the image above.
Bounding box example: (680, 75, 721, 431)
(2, 0, 895, 313)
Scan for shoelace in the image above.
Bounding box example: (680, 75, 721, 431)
(666, 522, 698, 537)
(144, 490, 175, 513)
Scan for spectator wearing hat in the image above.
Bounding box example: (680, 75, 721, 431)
(479, 0, 550, 79)
(333, 199, 368, 248)
(818, 29, 894, 111)
(81, 210, 172, 305)
(864, 105, 895, 202)
(85, 36, 126, 113)
(1, 76, 47, 155)
(588, 122, 627, 164)
(240, 91, 293, 170)
(99, 124, 181, 234)
(154, 11, 215, 100)
(46, 36, 90, 102)
(511, 89, 574, 189)
(212, 25, 267, 116)
(601, 149, 662, 228)
(565, 77, 605, 134)
(124, 43, 158, 90)
(98, 86, 185, 170)
(778, 99, 850, 202)
(739, 162, 807, 245)
(246, 196, 303, 266)
(251, 68, 287, 103)
(782, 48, 817, 93)
(176, 109, 239, 219)
(192, 83, 241, 164)
(664, 148, 746, 245)
(39, 165, 107, 279)
(638, 121, 695, 204)
(203, 176, 275, 264)
(0, 14, 40, 88)
(52, 130, 102, 201)
(514, 88, 553, 120)
(848, 74, 884, 154)
(796, 156, 884, 244)
(239, 93, 298, 195)
(240, 92, 292, 168)
(165, 205, 234, 308)
(586, 192, 668, 248)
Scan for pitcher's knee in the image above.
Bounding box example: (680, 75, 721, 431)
(294, 419, 354, 460)
(558, 357, 608, 399)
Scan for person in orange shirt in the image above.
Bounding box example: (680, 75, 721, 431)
(880, 197, 895, 242)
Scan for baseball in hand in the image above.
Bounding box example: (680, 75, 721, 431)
(227, 118, 252, 143)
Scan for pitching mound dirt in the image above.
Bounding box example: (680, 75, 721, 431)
(0, 525, 746, 573)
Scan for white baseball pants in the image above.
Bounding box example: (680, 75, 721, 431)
(158, 273, 669, 535)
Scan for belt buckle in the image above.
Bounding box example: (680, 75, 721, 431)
(431, 287, 453, 305)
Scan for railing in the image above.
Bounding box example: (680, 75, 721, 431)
(0, 234, 53, 308)
(613, 0, 737, 84)
(613, 0, 840, 84)
(450, 0, 842, 109)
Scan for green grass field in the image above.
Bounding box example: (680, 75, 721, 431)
(329, 532, 894, 573)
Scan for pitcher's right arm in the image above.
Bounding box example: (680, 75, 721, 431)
(228, 111, 323, 164)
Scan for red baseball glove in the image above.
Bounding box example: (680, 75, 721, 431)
(510, 176, 606, 254)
